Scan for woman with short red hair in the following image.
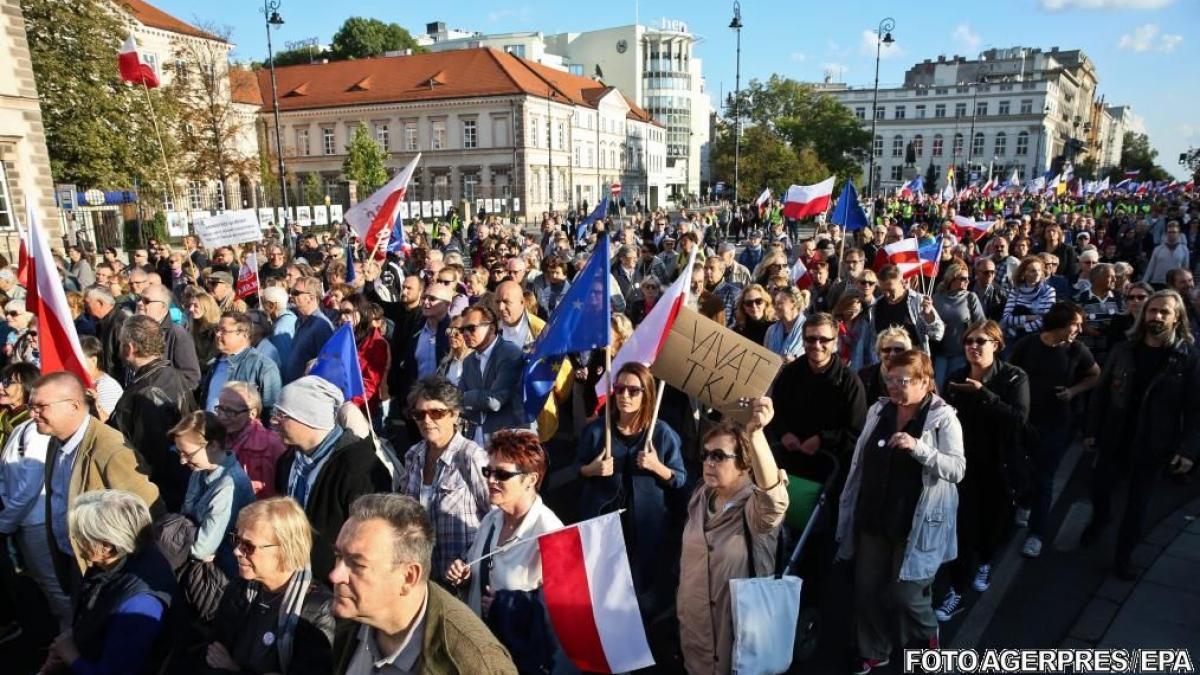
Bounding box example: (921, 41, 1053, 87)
(445, 430, 563, 674)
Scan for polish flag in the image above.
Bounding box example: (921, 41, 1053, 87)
(791, 256, 814, 290)
(16, 231, 29, 288)
(596, 245, 699, 406)
(781, 177, 835, 219)
(539, 512, 654, 673)
(883, 238, 932, 279)
(23, 204, 92, 387)
(344, 153, 421, 258)
(951, 215, 992, 242)
(754, 187, 772, 215)
(980, 178, 997, 198)
(236, 252, 260, 299)
(118, 34, 160, 88)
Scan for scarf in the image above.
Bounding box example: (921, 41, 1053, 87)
(244, 567, 312, 673)
(291, 426, 343, 505)
(765, 315, 805, 359)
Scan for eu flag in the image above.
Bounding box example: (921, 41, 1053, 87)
(831, 180, 869, 231)
(575, 198, 608, 245)
(523, 237, 611, 423)
(310, 322, 364, 401)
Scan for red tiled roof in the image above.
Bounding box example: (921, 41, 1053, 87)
(118, 0, 223, 42)
(229, 68, 262, 106)
(257, 47, 658, 125)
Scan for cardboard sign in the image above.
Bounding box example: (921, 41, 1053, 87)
(650, 307, 783, 422)
(194, 209, 262, 248)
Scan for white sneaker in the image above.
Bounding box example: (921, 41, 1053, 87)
(935, 588, 964, 622)
(1014, 507, 1030, 527)
(1022, 535, 1043, 558)
(973, 564, 992, 592)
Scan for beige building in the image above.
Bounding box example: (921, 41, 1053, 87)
(256, 47, 666, 219)
(0, 0, 59, 248)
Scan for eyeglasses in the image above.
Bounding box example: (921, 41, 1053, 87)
(858, 280, 877, 287)
(460, 322, 490, 333)
(803, 335, 836, 345)
(614, 384, 644, 397)
(230, 533, 279, 557)
(5, 311, 20, 317)
(136, 297, 164, 306)
(29, 399, 78, 414)
(884, 376, 918, 387)
(953, 276, 971, 282)
(482, 466, 526, 481)
(964, 337, 995, 347)
(743, 298, 765, 307)
(288, 290, 310, 298)
(215, 404, 249, 416)
(701, 449, 738, 464)
(879, 346, 907, 355)
(411, 408, 453, 421)
(215, 327, 246, 336)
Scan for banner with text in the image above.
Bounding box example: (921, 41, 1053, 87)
(194, 209, 263, 249)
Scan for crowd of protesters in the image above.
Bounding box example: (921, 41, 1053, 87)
(0, 184, 1195, 675)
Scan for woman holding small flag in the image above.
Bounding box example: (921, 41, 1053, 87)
(677, 397, 788, 675)
(336, 292, 389, 422)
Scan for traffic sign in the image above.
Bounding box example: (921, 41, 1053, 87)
(611, 183, 622, 195)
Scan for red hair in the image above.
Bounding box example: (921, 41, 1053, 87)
(487, 430, 548, 490)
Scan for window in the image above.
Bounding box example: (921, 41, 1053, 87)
(504, 45, 526, 58)
(953, 133, 964, 157)
(142, 53, 158, 75)
(574, 142, 581, 167)
(915, 104, 926, 119)
(599, 143, 605, 169)
(568, 64, 584, 76)
(935, 104, 946, 118)
(461, 172, 479, 201)
(322, 127, 335, 155)
(431, 120, 446, 150)
(0, 162, 12, 230)
(972, 132, 985, 157)
(855, 107, 866, 120)
(975, 101, 987, 117)
(405, 124, 418, 151)
(994, 132, 1007, 156)
(874, 106, 885, 120)
(932, 134, 944, 157)
(213, 182, 225, 211)
(998, 100, 1011, 116)
(462, 119, 478, 149)
(890, 166, 903, 181)
(374, 123, 390, 152)
(873, 135, 883, 157)
(174, 59, 188, 84)
(188, 181, 204, 211)
(894, 105, 906, 120)
(1016, 131, 1030, 156)
(587, 147, 593, 167)
(955, 103, 967, 118)
(558, 122, 565, 150)
(892, 135, 904, 157)
(529, 117, 539, 147)
(433, 173, 449, 200)
(912, 134, 923, 157)
(1020, 99, 1033, 115)
(295, 127, 309, 156)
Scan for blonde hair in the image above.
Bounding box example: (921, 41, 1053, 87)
(611, 313, 633, 353)
(236, 497, 313, 572)
(70, 489, 152, 559)
(222, 381, 263, 416)
(185, 288, 222, 325)
(875, 325, 913, 353)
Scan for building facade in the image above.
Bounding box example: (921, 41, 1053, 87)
(830, 47, 1131, 195)
(256, 47, 665, 219)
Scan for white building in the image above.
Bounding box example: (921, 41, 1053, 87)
(416, 19, 711, 202)
(829, 47, 1130, 195)
(256, 47, 666, 218)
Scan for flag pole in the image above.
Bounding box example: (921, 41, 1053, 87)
(603, 340, 613, 460)
(139, 80, 179, 217)
(462, 509, 627, 568)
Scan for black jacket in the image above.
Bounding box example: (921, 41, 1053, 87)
(94, 305, 132, 384)
(208, 577, 335, 675)
(159, 314, 201, 390)
(1086, 337, 1200, 463)
(768, 356, 867, 476)
(943, 360, 1031, 498)
(109, 359, 197, 511)
(274, 430, 392, 583)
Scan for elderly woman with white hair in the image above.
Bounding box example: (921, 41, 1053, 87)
(40, 490, 179, 675)
(765, 285, 810, 362)
(3, 298, 36, 364)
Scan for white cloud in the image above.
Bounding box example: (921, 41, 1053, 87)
(1117, 23, 1184, 52)
(790, 52, 807, 63)
(1040, 0, 1174, 9)
(952, 24, 981, 51)
(859, 29, 905, 59)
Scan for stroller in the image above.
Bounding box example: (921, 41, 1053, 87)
(776, 448, 843, 664)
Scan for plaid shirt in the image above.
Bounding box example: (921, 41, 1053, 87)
(400, 433, 491, 581)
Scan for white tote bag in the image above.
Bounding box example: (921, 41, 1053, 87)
(729, 574, 803, 675)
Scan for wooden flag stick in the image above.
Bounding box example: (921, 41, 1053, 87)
(139, 80, 179, 216)
(603, 342, 613, 460)
(462, 510, 627, 569)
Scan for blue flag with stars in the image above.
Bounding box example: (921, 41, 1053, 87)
(575, 197, 608, 245)
(831, 180, 869, 231)
(310, 322, 365, 401)
(522, 236, 611, 423)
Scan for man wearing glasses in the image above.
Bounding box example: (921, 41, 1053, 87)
(459, 304, 526, 444)
(829, 249, 868, 306)
(971, 258, 1007, 322)
(134, 283, 200, 389)
(284, 277, 335, 384)
(199, 312, 281, 417)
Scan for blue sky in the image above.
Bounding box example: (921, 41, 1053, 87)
(158, 0, 1198, 178)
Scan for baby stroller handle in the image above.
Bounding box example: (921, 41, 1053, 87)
(778, 447, 840, 579)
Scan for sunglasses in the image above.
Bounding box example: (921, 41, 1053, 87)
(803, 335, 835, 345)
(879, 346, 907, 355)
(964, 337, 995, 347)
(614, 384, 644, 397)
(5, 311, 21, 317)
(482, 466, 525, 481)
(230, 533, 279, 557)
(411, 408, 453, 421)
(858, 280, 877, 286)
(743, 298, 765, 307)
(215, 404, 249, 416)
(460, 323, 490, 333)
(701, 449, 737, 464)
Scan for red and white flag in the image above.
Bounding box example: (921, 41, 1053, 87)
(754, 187, 772, 214)
(237, 252, 260, 299)
(344, 153, 421, 258)
(951, 215, 992, 242)
(596, 246, 700, 406)
(118, 34, 160, 88)
(539, 512, 654, 673)
(16, 229, 29, 288)
(781, 177, 835, 219)
(791, 257, 813, 290)
(883, 238, 929, 279)
(23, 204, 92, 387)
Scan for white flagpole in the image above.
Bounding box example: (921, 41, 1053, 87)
(463, 509, 627, 568)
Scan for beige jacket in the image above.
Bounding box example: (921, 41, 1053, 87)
(677, 472, 789, 675)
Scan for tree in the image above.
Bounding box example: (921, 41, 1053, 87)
(709, 124, 830, 202)
(303, 172, 324, 206)
(270, 45, 329, 67)
(924, 163, 938, 192)
(1113, 131, 1172, 182)
(1075, 157, 1098, 181)
(22, 0, 184, 190)
(342, 123, 387, 195)
(330, 18, 423, 60)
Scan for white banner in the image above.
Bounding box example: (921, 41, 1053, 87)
(433, 201, 444, 217)
(166, 211, 189, 237)
(329, 204, 343, 222)
(421, 201, 432, 218)
(194, 209, 263, 249)
(257, 208, 276, 226)
(314, 205, 329, 226)
(296, 205, 312, 222)
(398, 202, 410, 219)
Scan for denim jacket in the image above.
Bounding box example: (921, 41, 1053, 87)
(836, 395, 965, 581)
(200, 348, 282, 414)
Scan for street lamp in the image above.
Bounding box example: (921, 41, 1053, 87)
(262, 0, 288, 230)
(547, 89, 555, 215)
(729, 2, 742, 204)
(866, 17, 895, 202)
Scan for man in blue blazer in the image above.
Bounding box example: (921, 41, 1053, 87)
(459, 303, 528, 442)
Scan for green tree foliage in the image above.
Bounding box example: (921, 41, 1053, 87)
(330, 17, 423, 60)
(270, 45, 328, 67)
(303, 172, 324, 206)
(924, 163, 938, 193)
(711, 75, 870, 201)
(22, 0, 184, 190)
(342, 123, 387, 195)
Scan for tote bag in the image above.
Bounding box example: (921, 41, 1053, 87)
(729, 513, 803, 674)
